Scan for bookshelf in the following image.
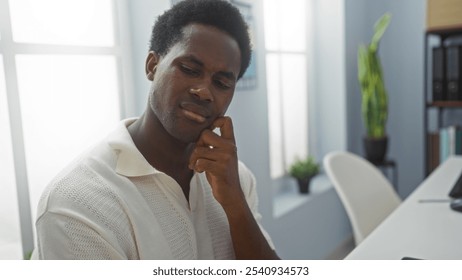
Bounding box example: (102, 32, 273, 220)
(424, 27, 462, 175)
(427, 101, 462, 107)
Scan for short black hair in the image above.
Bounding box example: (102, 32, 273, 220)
(149, 0, 251, 79)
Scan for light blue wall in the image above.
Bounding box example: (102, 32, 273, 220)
(345, 0, 427, 198)
(312, 0, 348, 159)
(125, 0, 171, 115)
(125, 0, 428, 259)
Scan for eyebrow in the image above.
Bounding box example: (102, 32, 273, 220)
(182, 55, 237, 81)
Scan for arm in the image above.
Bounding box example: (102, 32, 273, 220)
(189, 117, 279, 259)
(35, 211, 127, 259)
(34, 176, 135, 260)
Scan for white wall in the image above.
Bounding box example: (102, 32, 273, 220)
(126, 0, 171, 115)
(345, 0, 427, 198)
(312, 0, 348, 159)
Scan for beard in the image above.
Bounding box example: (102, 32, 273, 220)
(149, 94, 210, 145)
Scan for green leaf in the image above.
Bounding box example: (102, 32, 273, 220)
(370, 13, 391, 52)
(358, 45, 368, 85)
(357, 13, 391, 138)
(288, 156, 319, 179)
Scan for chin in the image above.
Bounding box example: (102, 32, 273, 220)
(169, 128, 202, 144)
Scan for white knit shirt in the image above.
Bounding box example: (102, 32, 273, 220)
(33, 119, 274, 259)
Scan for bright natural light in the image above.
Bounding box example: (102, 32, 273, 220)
(264, 0, 308, 178)
(280, 54, 308, 166)
(16, 55, 120, 221)
(264, 0, 306, 52)
(9, 0, 114, 46)
(266, 54, 284, 177)
(0, 0, 127, 259)
(0, 56, 23, 260)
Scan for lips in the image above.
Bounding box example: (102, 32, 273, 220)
(179, 102, 211, 124)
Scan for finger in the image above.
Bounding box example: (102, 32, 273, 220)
(194, 156, 235, 176)
(211, 116, 235, 141)
(193, 158, 221, 174)
(196, 129, 233, 150)
(189, 146, 217, 169)
(195, 129, 218, 149)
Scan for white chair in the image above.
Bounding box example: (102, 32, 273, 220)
(323, 151, 401, 245)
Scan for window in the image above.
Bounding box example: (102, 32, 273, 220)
(0, 56, 22, 260)
(263, 0, 309, 178)
(0, 0, 132, 258)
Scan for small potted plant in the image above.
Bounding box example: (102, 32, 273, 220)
(288, 156, 320, 194)
(358, 12, 391, 163)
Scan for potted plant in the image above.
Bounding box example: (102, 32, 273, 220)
(288, 156, 320, 194)
(358, 13, 391, 163)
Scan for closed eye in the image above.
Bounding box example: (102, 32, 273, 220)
(180, 64, 200, 76)
(214, 78, 233, 90)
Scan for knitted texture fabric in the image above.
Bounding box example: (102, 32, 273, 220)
(37, 164, 139, 259)
(135, 176, 196, 259)
(33, 119, 272, 259)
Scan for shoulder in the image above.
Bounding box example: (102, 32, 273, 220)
(36, 143, 122, 219)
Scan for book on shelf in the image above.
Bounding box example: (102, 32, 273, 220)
(439, 128, 449, 163)
(439, 126, 462, 164)
(445, 45, 462, 101)
(449, 126, 462, 155)
(427, 132, 440, 173)
(432, 47, 445, 101)
(456, 128, 462, 155)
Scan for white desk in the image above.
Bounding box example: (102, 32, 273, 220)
(346, 156, 462, 260)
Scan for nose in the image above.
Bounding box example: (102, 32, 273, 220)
(189, 86, 213, 102)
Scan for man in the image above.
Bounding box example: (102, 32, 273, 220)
(33, 0, 278, 259)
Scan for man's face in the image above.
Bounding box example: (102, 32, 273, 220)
(146, 23, 242, 143)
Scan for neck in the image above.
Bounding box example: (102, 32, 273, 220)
(128, 110, 194, 201)
(128, 110, 195, 200)
(128, 110, 194, 175)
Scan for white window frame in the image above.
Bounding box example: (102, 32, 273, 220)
(0, 0, 135, 258)
(263, 0, 313, 179)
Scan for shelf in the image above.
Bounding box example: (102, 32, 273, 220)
(424, 27, 462, 176)
(427, 101, 462, 108)
(426, 25, 462, 36)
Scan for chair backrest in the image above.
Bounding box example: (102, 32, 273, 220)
(323, 151, 401, 245)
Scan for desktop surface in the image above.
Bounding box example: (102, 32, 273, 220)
(346, 156, 462, 260)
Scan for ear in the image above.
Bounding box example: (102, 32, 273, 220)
(145, 51, 159, 81)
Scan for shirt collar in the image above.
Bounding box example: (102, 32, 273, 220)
(107, 118, 160, 177)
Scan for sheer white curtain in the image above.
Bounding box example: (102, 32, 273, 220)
(264, 0, 309, 178)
